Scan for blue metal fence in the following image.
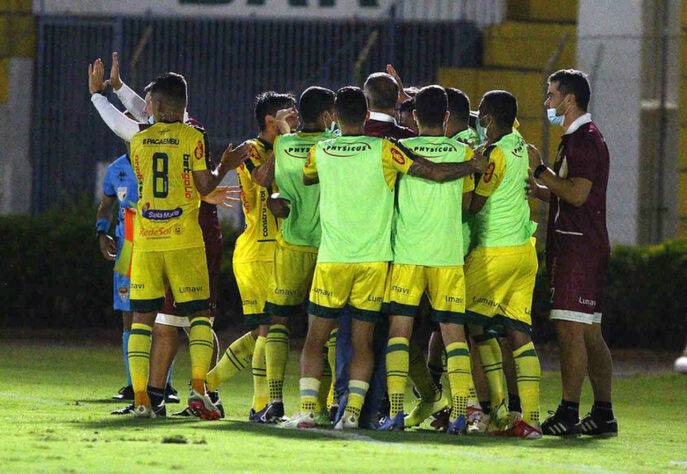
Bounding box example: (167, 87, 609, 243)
(32, 15, 481, 213)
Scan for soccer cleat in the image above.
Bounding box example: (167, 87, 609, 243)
(280, 411, 316, 429)
(334, 412, 359, 430)
(486, 401, 510, 433)
(164, 384, 180, 404)
(404, 395, 448, 428)
(446, 415, 467, 435)
(112, 385, 134, 401)
(505, 411, 522, 431)
(578, 413, 618, 437)
(114, 403, 166, 417)
(429, 407, 450, 431)
(377, 412, 404, 431)
(172, 407, 195, 417)
(315, 410, 331, 426)
(133, 404, 156, 418)
(259, 401, 285, 424)
(497, 419, 542, 439)
(542, 410, 580, 436)
(207, 390, 225, 419)
(187, 389, 222, 421)
(328, 404, 339, 423)
(466, 404, 487, 434)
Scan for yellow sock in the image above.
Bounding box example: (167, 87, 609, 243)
(206, 332, 255, 392)
(128, 323, 152, 406)
(326, 329, 337, 409)
(252, 336, 268, 411)
(445, 342, 472, 421)
(477, 337, 505, 408)
(189, 317, 214, 393)
(344, 380, 369, 421)
(266, 324, 289, 402)
(299, 377, 320, 414)
(513, 342, 541, 425)
(317, 343, 332, 413)
(408, 339, 440, 402)
(467, 360, 478, 405)
(386, 337, 409, 418)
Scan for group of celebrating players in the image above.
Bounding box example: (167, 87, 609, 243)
(91, 51, 618, 439)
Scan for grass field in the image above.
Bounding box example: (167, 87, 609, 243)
(1, 338, 686, 473)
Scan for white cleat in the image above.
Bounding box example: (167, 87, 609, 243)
(675, 354, 687, 374)
(133, 404, 156, 419)
(467, 405, 487, 433)
(280, 411, 316, 429)
(187, 389, 222, 421)
(334, 412, 359, 430)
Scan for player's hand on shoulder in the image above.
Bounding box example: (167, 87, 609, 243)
(220, 142, 251, 170)
(526, 143, 544, 170)
(525, 169, 537, 199)
(98, 233, 117, 261)
(470, 149, 489, 174)
(202, 185, 241, 209)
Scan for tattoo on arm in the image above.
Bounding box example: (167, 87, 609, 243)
(407, 156, 474, 183)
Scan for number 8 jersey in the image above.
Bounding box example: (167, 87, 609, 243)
(130, 121, 208, 252)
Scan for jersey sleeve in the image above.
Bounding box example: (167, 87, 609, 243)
(461, 147, 476, 193)
(190, 129, 209, 172)
(475, 146, 506, 197)
(303, 143, 319, 180)
(381, 139, 415, 190)
(564, 136, 597, 182)
(102, 164, 116, 197)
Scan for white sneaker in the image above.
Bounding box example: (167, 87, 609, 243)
(133, 404, 156, 419)
(334, 412, 359, 430)
(675, 355, 687, 374)
(280, 411, 316, 429)
(187, 389, 221, 421)
(466, 405, 487, 433)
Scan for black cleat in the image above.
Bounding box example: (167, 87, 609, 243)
(542, 410, 580, 436)
(112, 403, 166, 417)
(172, 407, 195, 417)
(328, 404, 339, 424)
(207, 390, 225, 419)
(165, 384, 180, 404)
(578, 413, 618, 437)
(112, 385, 134, 401)
(259, 401, 285, 424)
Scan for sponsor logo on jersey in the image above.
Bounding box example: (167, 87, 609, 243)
(138, 227, 174, 238)
(391, 285, 410, 295)
(411, 143, 458, 156)
(578, 297, 596, 307)
(312, 287, 333, 297)
(182, 154, 194, 199)
(117, 186, 128, 202)
(472, 296, 498, 307)
(274, 288, 297, 296)
(390, 148, 406, 165)
(131, 283, 145, 289)
(445, 295, 464, 304)
(141, 207, 183, 220)
(322, 142, 372, 157)
(194, 140, 204, 160)
(482, 162, 495, 183)
(367, 295, 383, 303)
(118, 286, 129, 302)
(284, 144, 313, 159)
(179, 286, 204, 294)
(142, 138, 179, 145)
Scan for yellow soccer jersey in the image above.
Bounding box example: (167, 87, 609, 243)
(234, 138, 279, 263)
(130, 121, 208, 252)
(475, 146, 506, 197)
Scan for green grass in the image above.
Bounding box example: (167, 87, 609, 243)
(1, 340, 686, 473)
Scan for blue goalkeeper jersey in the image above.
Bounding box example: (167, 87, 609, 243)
(102, 154, 138, 246)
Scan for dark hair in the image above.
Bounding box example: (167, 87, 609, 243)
(299, 86, 336, 124)
(149, 72, 187, 109)
(548, 69, 591, 112)
(334, 86, 368, 126)
(403, 87, 419, 98)
(480, 90, 517, 128)
(363, 73, 398, 110)
(445, 87, 470, 124)
(414, 85, 447, 128)
(254, 91, 296, 131)
(399, 98, 415, 115)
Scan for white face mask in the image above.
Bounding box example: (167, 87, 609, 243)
(148, 115, 155, 124)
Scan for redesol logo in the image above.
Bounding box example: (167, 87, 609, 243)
(391, 148, 405, 165)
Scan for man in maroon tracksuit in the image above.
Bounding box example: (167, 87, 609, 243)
(529, 69, 617, 437)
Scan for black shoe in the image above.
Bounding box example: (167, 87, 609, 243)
(207, 390, 225, 418)
(259, 401, 285, 424)
(165, 384, 180, 404)
(578, 413, 618, 437)
(542, 410, 580, 436)
(172, 406, 195, 417)
(112, 385, 134, 401)
(328, 404, 339, 423)
(112, 403, 166, 417)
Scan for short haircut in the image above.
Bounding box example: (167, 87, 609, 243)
(480, 90, 518, 128)
(445, 87, 470, 124)
(548, 69, 591, 112)
(299, 86, 336, 124)
(403, 87, 419, 98)
(399, 98, 415, 115)
(414, 85, 447, 128)
(334, 86, 368, 126)
(254, 91, 296, 131)
(363, 73, 398, 110)
(149, 72, 187, 109)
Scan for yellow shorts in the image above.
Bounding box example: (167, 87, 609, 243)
(130, 246, 210, 314)
(308, 261, 388, 322)
(384, 264, 466, 324)
(233, 260, 273, 329)
(464, 240, 538, 334)
(264, 239, 318, 316)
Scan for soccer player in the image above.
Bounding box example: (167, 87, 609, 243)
(528, 69, 617, 437)
(281, 86, 487, 429)
(96, 146, 137, 402)
(464, 90, 543, 438)
(127, 72, 249, 418)
(397, 98, 417, 133)
(204, 91, 299, 420)
(445, 88, 480, 148)
(258, 87, 338, 423)
(381, 85, 476, 434)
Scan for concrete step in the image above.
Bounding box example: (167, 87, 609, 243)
(507, 0, 578, 23)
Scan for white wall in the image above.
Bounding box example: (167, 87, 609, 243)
(0, 58, 33, 216)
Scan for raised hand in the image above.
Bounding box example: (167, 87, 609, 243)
(220, 142, 251, 170)
(202, 185, 241, 209)
(105, 51, 123, 91)
(386, 64, 409, 104)
(88, 58, 107, 95)
(273, 107, 299, 134)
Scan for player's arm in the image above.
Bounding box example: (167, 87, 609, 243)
(528, 144, 591, 207)
(469, 146, 506, 214)
(193, 141, 251, 196)
(390, 140, 487, 183)
(96, 194, 117, 261)
(106, 52, 148, 122)
(267, 192, 291, 218)
(89, 59, 140, 141)
(462, 168, 476, 213)
(302, 143, 319, 186)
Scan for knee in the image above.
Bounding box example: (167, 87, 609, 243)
(554, 320, 584, 344)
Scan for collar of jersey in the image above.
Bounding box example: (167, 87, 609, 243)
(256, 137, 273, 151)
(565, 113, 592, 135)
(368, 111, 396, 123)
(300, 128, 324, 134)
(419, 133, 445, 137)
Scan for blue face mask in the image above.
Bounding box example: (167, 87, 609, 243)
(148, 115, 155, 124)
(547, 95, 570, 127)
(325, 121, 338, 135)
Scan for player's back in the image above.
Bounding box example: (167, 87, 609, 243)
(130, 121, 208, 252)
